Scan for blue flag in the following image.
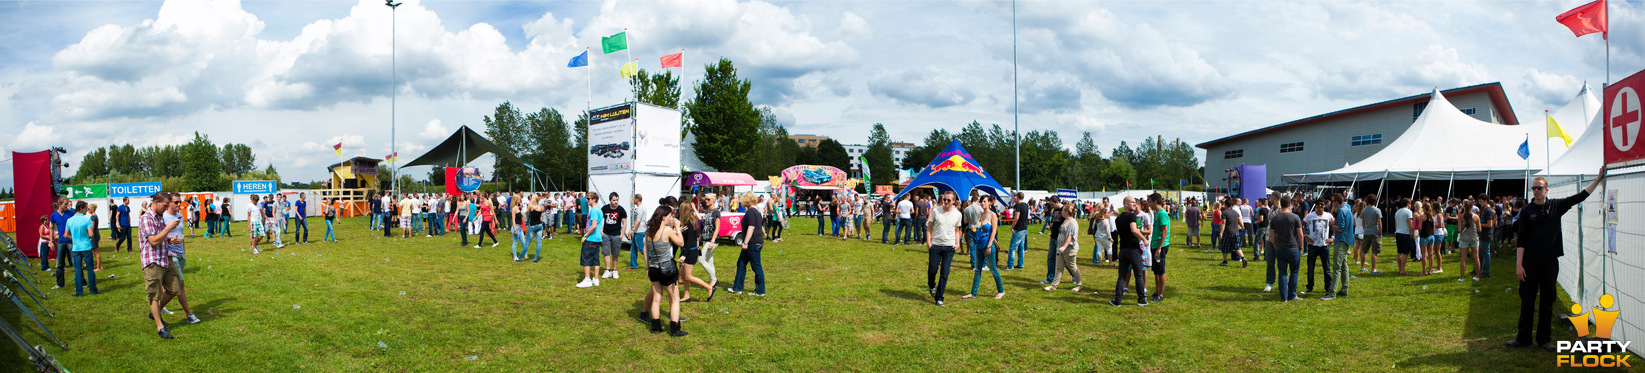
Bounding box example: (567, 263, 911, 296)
(567, 51, 588, 68)
(1517, 137, 1531, 160)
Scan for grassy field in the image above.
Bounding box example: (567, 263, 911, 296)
(0, 215, 1633, 372)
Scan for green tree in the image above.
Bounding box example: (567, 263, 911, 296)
(74, 147, 110, 182)
(815, 138, 851, 172)
(864, 123, 895, 185)
(567, 112, 590, 191)
(630, 69, 681, 109)
(686, 58, 760, 173)
(264, 163, 279, 176)
(1018, 131, 1069, 190)
(1070, 132, 1104, 191)
(220, 144, 255, 175)
(484, 101, 528, 190)
(110, 144, 138, 175)
(524, 107, 574, 191)
(1099, 157, 1135, 190)
(752, 107, 797, 178)
(182, 132, 223, 191)
(986, 124, 1018, 189)
(795, 144, 820, 166)
(427, 167, 446, 186)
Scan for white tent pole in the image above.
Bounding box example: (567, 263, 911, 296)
(1349, 172, 1361, 199)
(1447, 169, 1455, 199)
(1410, 169, 1421, 200)
(1577, 174, 1586, 306)
(1524, 133, 1531, 200)
(1377, 169, 1389, 197)
(1485, 166, 1493, 197)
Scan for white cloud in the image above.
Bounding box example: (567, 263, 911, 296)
(10, 122, 60, 151)
(868, 69, 974, 108)
(1521, 68, 1583, 109)
(419, 119, 447, 140)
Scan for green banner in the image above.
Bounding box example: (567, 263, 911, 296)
(602, 32, 627, 54)
(65, 184, 108, 199)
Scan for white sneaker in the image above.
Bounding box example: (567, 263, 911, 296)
(593, 278, 601, 286)
(575, 278, 593, 288)
(1263, 285, 1273, 292)
(492, 243, 498, 247)
(612, 271, 620, 279)
(426, 235, 432, 238)
(1472, 277, 1479, 282)
(600, 271, 611, 279)
(252, 249, 261, 254)
(163, 307, 175, 315)
(473, 245, 480, 249)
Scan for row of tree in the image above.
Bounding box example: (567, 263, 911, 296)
(72, 133, 281, 192)
(472, 56, 1199, 194)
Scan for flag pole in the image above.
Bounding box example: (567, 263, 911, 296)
(1524, 133, 1531, 200)
(625, 28, 633, 103)
(586, 47, 592, 116)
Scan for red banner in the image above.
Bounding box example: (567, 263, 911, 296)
(1605, 69, 1645, 165)
(875, 185, 892, 195)
(12, 150, 53, 258)
(444, 167, 460, 196)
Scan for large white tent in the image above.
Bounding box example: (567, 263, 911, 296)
(1538, 84, 1604, 176)
(1284, 89, 1553, 184)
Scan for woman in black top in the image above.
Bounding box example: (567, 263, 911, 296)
(677, 203, 716, 302)
(220, 198, 233, 238)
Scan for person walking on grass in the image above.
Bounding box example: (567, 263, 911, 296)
(526, 195, 546, 262)
(1090, 207, 1113, 265)
(729, 193, 768, 296)
(1302, 202, 1334, 296)
(1457, 200, 1481, 282)
(1183, 199, 1201, 249)
(321, 198, 338, 243)
(1268, 196, 1304, 302)
(896, 195, 914, 245)
(204, 198, 217, 239)
(510, 198, 528, 262)
(1006, 192, 1030, 269)
(1148, 193, 1172, 302)
(636, 205, 688, 337)
(65, 201, 97, 296)
(219, 197, 233, 238)
(1359, 194, 1383, 274)
(1040, 198, 1066, 285)
(600, 193, 629, 280)
(1254, 198, 1275, 292)
(1326, 194, 1353, 300)
(140, 192, 183, 339)
(576, 201, 606, 288)
(1111, 197, 1150, 306)
(629, 194, 649, 270)
(1393, 199, 1415, 276)
(163, 196, 202, 324)
(476, 196, 499, 248)
(964, 194, 1005, 300)
(1044, 205, 1083, 293)
(399, 193, 416, 239)
(922, 191, 963, 306)
(1219, 198, 1248, 267)
(294, 193, 309, 244)
(676, 203, 717, 302)
(115, 197, 133, 250)
(1508, 170, 1606, 351)
(247, 195, 266, 254)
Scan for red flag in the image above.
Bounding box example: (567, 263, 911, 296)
(660, 52, 683, 68)
(1556, 0, 1607, 39)
(1125, 181, 1132, 187)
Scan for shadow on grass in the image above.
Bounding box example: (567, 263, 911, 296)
(1199, 285, 1275, 303)
(1394, 250, 1581, 372)
(878, 288, 931, 304)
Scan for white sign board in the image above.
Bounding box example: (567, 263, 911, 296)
(633, 103, 682, 175)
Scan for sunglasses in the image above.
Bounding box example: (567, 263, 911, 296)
(1531, 186, 1546, 191)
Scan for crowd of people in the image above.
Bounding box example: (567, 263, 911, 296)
(25, 162, 1604, 346)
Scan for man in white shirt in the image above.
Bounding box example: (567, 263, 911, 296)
(1393, 199, 1415, 276)
(925, 191, 964, 307)
(896, 196, 915, 245)
(247, 195, 265, 254)
(1239, 198, 1254, 247)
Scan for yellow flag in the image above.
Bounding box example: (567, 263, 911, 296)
(620, 61, 638, 78)
(1547, 114, 1573, 148)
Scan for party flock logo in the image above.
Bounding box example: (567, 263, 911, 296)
(1556, 294, 1634, 367)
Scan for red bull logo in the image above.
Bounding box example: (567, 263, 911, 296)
(929, 155, 987, 176)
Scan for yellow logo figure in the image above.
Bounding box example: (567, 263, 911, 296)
(1567, 294, 1622, 339)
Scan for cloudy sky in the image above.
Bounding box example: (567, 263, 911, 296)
(2, 0, 1640, 189)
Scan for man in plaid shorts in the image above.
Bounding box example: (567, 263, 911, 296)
(247, 194, 266, 254)
(141, 192, 183, 339)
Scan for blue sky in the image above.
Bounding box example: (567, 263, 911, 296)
(2, 0, 1641, 189)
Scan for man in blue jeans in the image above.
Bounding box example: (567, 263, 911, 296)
(66, 201, 98, 296)
(294, 193, 310, 244)
(925, 191, 962, 306)
(1007, 193, 1030, 269)
(114, 197, 133, 251)
(880, 198, 894, 244)
(731, 196, 768, 296)
(1041, 198, 1064, 283)
(895, 196, 913, 245)
(1269, 196, 1304, 302)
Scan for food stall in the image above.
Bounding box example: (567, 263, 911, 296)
(686, 171, 758, 238)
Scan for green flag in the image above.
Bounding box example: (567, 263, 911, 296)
(602, 32, 628, 54)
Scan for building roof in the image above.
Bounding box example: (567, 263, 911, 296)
(1195, 82, 1517, 149)
(327, 156, 383, 169)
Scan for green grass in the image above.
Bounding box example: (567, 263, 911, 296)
(1, 216, 1636, 372)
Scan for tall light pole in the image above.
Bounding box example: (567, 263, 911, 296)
(1000, 0, 1013, 189)
(386, 0, 401, 195)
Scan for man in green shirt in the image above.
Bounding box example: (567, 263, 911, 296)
(1149, 193, 1171, 302)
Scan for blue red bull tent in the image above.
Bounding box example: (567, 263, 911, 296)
(894, 140, 1008, 201)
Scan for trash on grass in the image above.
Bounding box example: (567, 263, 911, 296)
(399, 291, 406, 295)
(293, 304, 301, 310)
(466, 356, 478, 361)
(377, 341, 388, 349)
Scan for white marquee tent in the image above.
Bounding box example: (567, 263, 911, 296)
(1538, 84, 1604, 177)
(1284, 89, 1556, 184)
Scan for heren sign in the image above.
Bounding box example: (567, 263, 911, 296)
(1605, 68, 1645, 165)
(233, 181, 278, 194)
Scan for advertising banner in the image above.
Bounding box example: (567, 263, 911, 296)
(1606, 69, 1645, 166)
(633, 103, 682, 174)
(1057, 189, 1078, 199)
(588, 104, 635, 175)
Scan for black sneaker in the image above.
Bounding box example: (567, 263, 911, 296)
(1219, 261, 1228, 266)
(1150, 295, 1164, 302)
(1137, 299, 1149, 306)
(157, 328, 174, 339)
(1108, 299, 1122, 306)
(1505, 339, 1532, 348)
(1336, 291, 1348, 297)
(1241, 259, 1249, 268)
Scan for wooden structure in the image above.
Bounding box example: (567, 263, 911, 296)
(314, 157, 382, 218)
